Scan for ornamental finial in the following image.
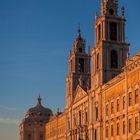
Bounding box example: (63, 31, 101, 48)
(37, 94, 42, 105)
(78, 23, 81, 37)
(122, 6, 125, 16)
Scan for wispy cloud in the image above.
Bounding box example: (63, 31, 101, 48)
(0, 117, 19, 124)
(0, 105, 18, 111)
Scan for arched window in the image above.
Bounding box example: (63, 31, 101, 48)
(97, 53, 99, 69)
(111, 50, 118, 68)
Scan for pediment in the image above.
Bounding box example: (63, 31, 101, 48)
(73, 85, 87, 103)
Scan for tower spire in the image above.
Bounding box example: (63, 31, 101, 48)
(77, 23, 81, 38)
(37, 94, 42, 105)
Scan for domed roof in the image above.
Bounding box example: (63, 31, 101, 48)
(24, 96, 53, 124)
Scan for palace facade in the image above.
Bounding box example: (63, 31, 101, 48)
(20, 0, 140, 140)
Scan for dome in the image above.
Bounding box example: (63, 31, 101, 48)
(24, 96, 53, 124)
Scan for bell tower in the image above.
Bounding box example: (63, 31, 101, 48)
(91, 0, 129, 89)
(66, 29, 91, 109)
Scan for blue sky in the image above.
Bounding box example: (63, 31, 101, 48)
(0, 0, 140, 140)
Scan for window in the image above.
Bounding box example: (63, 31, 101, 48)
(123, 96, 125, 110)
(98, 24, 101, 41)
(135, 89, 139, 104)
(85, 133, 88, 140)
(70, 60, 72, 72)
(94, 129, 97, 140)
(39, 112, 42, 116)
(40, 134, 43, 140)
(123, 121, 125, 134)
(97, 53, 99, 69)
(111, 124, 114, 137)
(78, 58, 84, 72)
(117, 123, 119, 136)
(111, 50, 118, 68)
(96, 107, 98, 120)
(135, 117, 138, 131)
(106, 104, 108, 116)
(79, 111, 82, 125)
(106, 126, 109, 138)
(129, 92, 132, 106)
(109, 8, 114, 16)
(85, 112, 88, 123)
(47, 113, 50, 117)
(129, 119, 132, 133)
(28, 134, 31, 140)
(117, 99, 120, 112)
(110, 22, 117, 41)
(79, 48, 83, 53)
(74, 117, 76, 125)
(111, 102, 114, 114)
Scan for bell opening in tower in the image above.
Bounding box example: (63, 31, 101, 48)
(109, 8, 114, 16)
(110, 22, 117, 41)
(78, 58, 84, 72)
(79, 48, 83, 53)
